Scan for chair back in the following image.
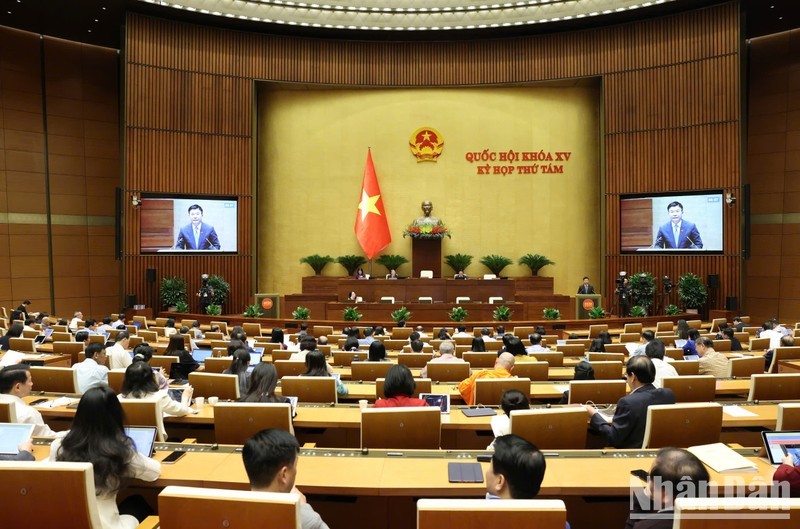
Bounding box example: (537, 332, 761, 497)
(210, 321, 229, 335)
(513, 326, 534, 339)
(711, 339, 732, 352)
(587, 352, 625, 363)
(417, 499, 567, 529)
(0, 400, 17, 422)
(29, 366, 78, 393)
(119, 398, 166, 441)
(662, 375, 716, 402)
(425, 362, 471, 382)
(138, 330, 158, 343)
(656, 321, 673, 332)
(777, 403, 800, 430)
(22, 329, 40, 339)
(568, 380, 627, 405)
(769, 346, 800, 373)
(619, 333, 640, 343)
(673, 497, 800, 529)
(588, 324, 608, 339)
(107, 370, 125, 393)
(9, 337, 36, 352)
(274, 360, 307, 378)
(52, 341, 85, 365)
(624, 323, 643, 334)
(590, 361, 624, 380)
(728, 356, 764, 378)
(188, 372, 240, 400)
(180, 319, 198, 329)
(397, 352, 433, 368)
(360, 408, 441, 449)
(204, 357, 232, 374)
(749, 337, 770, 352)
(529, 351, 564, 367)
(687, 320, 702, 329)
(155, 317, 169, 327)
(461, 352, 498, 368)
(205, 332, 225, 341)
(376, 378, 431, 399)
(510, 408, 587, 449)
(511, 361, 549, 381)
(332, 351, 363, 366)
(213, 403, 294, 444)
(748, 374, 800, 401)
(709, 318, 726, 332)
(351, 361, 393, 382)
(391, 327, 413, 340)
(474, 378, 531, 406)
(150, 355, 177, 371)
(385, 339, 412, 352)
(670, 360, 700, 376)
(158, 486, 300, 529)
(402, 343, 433, 353)
(555, 344, 585, 356)
(641, 403, 723, 449)
(242, 323, 263, 338)
(312, 325, 333, 338)
(0, 462, 104, 529)
(51, 332, 74, 343)
(664, 348, 684, 361)
(280, 376, 337, 403)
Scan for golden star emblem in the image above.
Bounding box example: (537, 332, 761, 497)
(358, 190, 382, 221)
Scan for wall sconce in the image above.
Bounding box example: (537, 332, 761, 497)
(725, 192, 736, 206)
(131, 193, 141, 208)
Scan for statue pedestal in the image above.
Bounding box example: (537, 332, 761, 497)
(411, 238, 442, 278)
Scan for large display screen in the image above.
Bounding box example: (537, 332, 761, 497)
(140, 196, 238, 253)
(620, 191, 723, 253)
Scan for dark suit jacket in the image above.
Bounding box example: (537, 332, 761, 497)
(0, 334, 12, 351)
(589, 384, 676, 448)
(175, 223, 220, 250)
(577, 284, 595, 295)
(653, 221, 702, 249)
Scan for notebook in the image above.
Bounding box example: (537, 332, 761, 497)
(124, 426, 157, 457)
(420, 393, 450, 414)
(762, 430, 800, 466)
(461, 407, 496, 417)
(0, 424, 35, 455)
(447, 462, 484, 483)
(688, 442, 758, 473)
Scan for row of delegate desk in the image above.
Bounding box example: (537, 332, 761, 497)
(28, 438, 778, 529)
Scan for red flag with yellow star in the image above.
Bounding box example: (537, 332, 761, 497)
(355, 150, 391, 259)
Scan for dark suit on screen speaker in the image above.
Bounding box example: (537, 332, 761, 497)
(652, 221, 702, 249)
(174, 223, 220, 250)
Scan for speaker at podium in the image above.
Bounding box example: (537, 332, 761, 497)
(576, 294, 602, 319)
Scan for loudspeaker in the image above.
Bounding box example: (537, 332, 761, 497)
(725, 296, 738, 311)
(146, 268, 156, 283)
(126, 294, 137, 308)
(707, 274, 720, 289)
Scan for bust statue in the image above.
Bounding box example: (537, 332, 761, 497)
(412, 201, 441, 226)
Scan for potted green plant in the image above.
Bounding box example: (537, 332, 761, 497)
(299, 254, 335, 275)
(243, 304, 263, 318)
(492, 305, 512, 321)
(391, 306, 412, 323)
(343, 306, 363, 321)
(175, 300, 190, 313)
(159, 276, 187, 310)
(376, 254, 409, 274)
(629, 305, 647, 317)
(205, 304, 222, 316)
(587, 306, 606, 319)
(448, 306, 468, 322)
(678, 273, 708, 313)
(444, 253, 473, 274)
(665, 304, 681, 315)
(480, 254, 513, 277)
(336, 255, 368, 276)
(543, 308, 560, 320)
(292, 306, 310, 320)
(518, 254, 555, 276)
(207, 275, 230, 307)
(628, 272, 656, 314)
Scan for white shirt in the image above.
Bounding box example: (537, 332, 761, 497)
(69, 317, 82, 330)
(0, 394, 58, 437)
(487, 414, 510, 450)
(164, 327, 177, 337)
(452, 332, 472, 338)
(74, 358, 109, 393)
(107, 343, 132, 370)
(481, 336, 497, 342)
(118, 390, 193, 440)
(651, 358, 679, 389)
(96, 324, 113, 335)
(48, 436, 161, 529)
(761, 329, 783, 350)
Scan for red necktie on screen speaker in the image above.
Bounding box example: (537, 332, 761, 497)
(354, 149, 392, 259)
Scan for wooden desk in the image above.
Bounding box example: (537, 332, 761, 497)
(1, 351, 71, 367)
(327, 302, 526, 322)
(779, 360, 800, 374)
(336, 278, 517, 303)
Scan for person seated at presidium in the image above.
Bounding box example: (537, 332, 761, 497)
(354, 268, 366, 280)
(385, 269, 399, 279)
(585, 356, 675, 449)
(373, 365, 429, 408)
(346, 291, 358, 302)
(174, 204, 221, 250)
(303, 350, 348, 397)
(242, 429, 330, 529)
(454, 270, 468, 280)
(49, 386, 161, 529)
(652, 201, 703, 249)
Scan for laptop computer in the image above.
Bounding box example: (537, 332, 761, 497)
(420, 393, 450, 414)
(762, 430, 800, 466)
(0, 424, 35, 455)
(43, 327, 54, 339)
(34, 334, 47, 344)
(674, 339, 688, 349)
(249, 348, 264, 366)
(192, 349, 213, 363)
(132, 321, 142, 329)
(124, 426, 158, 457)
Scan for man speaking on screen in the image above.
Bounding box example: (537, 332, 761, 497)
(652, 201, 703, 249)
(174, 204, 221, 250)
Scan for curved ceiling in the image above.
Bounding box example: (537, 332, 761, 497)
(135, 0, 677, 31)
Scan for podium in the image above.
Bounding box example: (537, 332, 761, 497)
(411, 238, 442, 278)
(576, 294, 602, 319)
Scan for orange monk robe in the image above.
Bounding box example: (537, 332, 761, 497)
(457, 367, 513, 406)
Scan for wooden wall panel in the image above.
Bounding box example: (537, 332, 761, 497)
(124, 1, 742, 315)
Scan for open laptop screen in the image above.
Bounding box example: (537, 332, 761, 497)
(0, 424, 35, 455)
(124, 426, 157, 457)
(420, 393, 450, 414)
(192, 349, 213, 363)
(762, 430, 800, 465)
